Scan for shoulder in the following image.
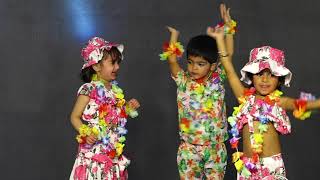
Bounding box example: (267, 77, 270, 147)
(77, 83, 95, 96)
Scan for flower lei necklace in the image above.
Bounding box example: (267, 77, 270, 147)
(228, 88, 283, 178)
(76, 74, 138, 157)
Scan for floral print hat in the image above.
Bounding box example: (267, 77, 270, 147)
(81, 37, 124, 69)
(240, 46, 292, 87)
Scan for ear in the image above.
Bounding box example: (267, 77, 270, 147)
(210, 63, 217, 71)
(92, 63, 101, 72)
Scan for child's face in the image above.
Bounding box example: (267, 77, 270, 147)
(187, 55, 214, 80)
(95, 54, 120, 82)
(252, 69, 279, 96)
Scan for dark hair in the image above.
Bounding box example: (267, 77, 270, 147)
(80, 66, 96, 83)
(247, 73, 286, 91)
(186, 35, 218, 64)
(79, 47, 122, 83)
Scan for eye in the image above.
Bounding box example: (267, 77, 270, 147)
(257, 72, 263, 76)
(187, 60, 192, 64)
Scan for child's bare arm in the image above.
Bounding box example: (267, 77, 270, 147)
(166, 26, 182, 77)
(280, 96, 320, 110)
(207, 27, 245, 100)
(70, 95, 90, 132)
(220, 4, 234, 58)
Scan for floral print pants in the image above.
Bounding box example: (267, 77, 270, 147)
(177, 141, 227, 180)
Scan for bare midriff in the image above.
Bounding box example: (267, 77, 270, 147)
(242, 121, 281, 158)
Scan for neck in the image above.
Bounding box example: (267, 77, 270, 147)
(195, 71, 212, 84)
(92, 74, 111, 89)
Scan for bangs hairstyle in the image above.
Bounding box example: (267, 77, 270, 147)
(80, 47, 122, 83)
(186, 35, 218, 64)
(247, 73, 286, 90)
(105, 46, 122, 64)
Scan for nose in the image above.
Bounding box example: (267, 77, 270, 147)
(114, 62, 120, 70)
(192, 64, 198, 71)
(261, 74, 269, 82)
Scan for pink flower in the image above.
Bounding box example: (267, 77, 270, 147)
(261, 167, 271, 176)
(269, 48, 285, 66)
(74, 165, 87, 180)
(92, 166, 98, 173)
(250, 48, 258, 62)
(92, 154, 113, 164)
(259, 61, 270, 71)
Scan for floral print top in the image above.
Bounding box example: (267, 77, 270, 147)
(172, 64, 228, 145)
(76, 80, 137, 156)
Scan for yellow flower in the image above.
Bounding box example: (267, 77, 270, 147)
(115, 142, 125, 156)
(79, 124, 91, 136)
(115, 93, 124, 100)
(203, 99, 213, 112)
(195, 84, 205, 94)
(91, 127, 99, 136)
(232, 106, 240, 116)
(180, 124, 189, 133)
(234, 159, 244, 172)
(232, 152, 243, 163)
(238, 96, 246, 104)
(117, 98, 126, 107)
(253, 133, 263, 144)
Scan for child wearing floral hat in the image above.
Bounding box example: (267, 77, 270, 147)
(69, 37, 140, 180)
(160, 4, 236, 179)
(207, 26, 320, 179)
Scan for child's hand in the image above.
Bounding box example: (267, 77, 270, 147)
(86, 134, 97, 145)
(207, 26, 224, 41)
(167, 26, 179, 42)
(220, 4, 232, 24)
(128, 98, 140, 110)
(167, 26, 179, 36)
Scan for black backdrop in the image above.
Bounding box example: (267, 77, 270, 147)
(1, 0, 320, 179)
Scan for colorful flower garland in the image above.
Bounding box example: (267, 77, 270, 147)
(293, 92, 315, 120)
(76, 75, 138, 157)
(228, 88, 284, 178)
(216, 19, 237, 35)
(159, 42, 184, 61)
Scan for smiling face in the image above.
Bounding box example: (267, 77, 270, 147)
(93, 48, 122, 82)
(252, 69, 280, 96)
(187, 55, 215, 80)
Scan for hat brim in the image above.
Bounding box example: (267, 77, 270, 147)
(240, 60, 292, 87)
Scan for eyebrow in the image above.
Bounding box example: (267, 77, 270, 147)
(188, 59, 208, 63)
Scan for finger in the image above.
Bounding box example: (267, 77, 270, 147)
(87, 139, 93, 144)
(166, 26, 174, 32)
(134, 102, 140, 108)
(221, 5, 226, 19)
(227, 8, 231, 20)
(220, 4, 224, 18)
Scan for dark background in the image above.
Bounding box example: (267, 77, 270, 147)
(1, 0, 319, 179)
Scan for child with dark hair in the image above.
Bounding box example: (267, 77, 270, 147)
(207, 24, 320, 179)
(160, 4, 236, 179)
(69, 37, 140, 180)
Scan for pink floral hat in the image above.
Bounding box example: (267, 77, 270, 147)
(240, 46, 292, 87)
(81, 37, 124, 69)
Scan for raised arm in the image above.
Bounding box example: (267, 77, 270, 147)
(220, 4, 234, 58)
(166, 26, 182, 77)
(207, 21, 245, 100)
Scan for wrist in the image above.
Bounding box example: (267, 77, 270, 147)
(218, 51, 229, 59)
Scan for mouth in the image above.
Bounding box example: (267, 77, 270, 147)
(259, 84, 271, 90)
(190, 72, 198, 77)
